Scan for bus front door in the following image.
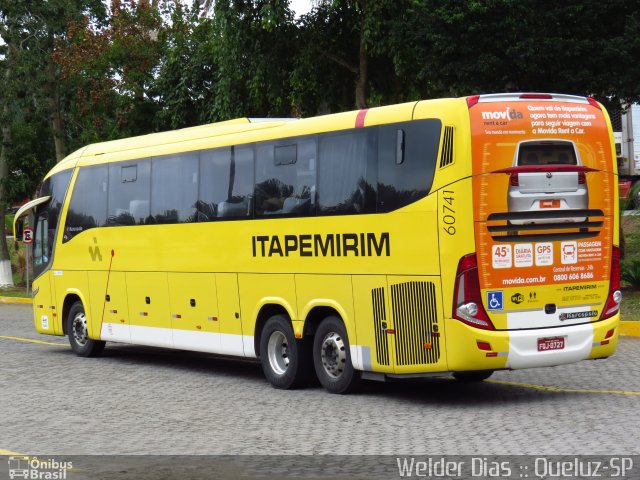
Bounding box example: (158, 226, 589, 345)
(31, 209, 59, 335)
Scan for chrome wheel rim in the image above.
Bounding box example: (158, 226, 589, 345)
(267, 331, 289, 375)
(72, 312, 88, 346)
(320, 331, 346, 378)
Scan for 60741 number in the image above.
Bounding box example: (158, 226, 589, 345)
(442, 190, 456, 235)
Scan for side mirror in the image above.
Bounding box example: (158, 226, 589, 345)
(12, 195, 51, 240)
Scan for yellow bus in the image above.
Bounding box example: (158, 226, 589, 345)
(14, 93, 621, 394)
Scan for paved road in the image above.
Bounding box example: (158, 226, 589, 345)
(1, 303, 639, 459)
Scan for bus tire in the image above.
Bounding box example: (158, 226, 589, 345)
(313, 316, 360, 394)
(453, 370, 493, 382)
(67, 301, 105, 357)
(260, 314, 311, 389)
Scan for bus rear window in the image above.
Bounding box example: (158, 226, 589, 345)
(517, 142, 577, 166)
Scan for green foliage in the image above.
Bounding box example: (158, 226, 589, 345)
(5, 119, 54, 201)
(625, 182, 640, 210)
(4, 212, 12, 232)
(0, 0, 108, 207)
(291, 1, 360, 114)
(55, 0, 165, 142)
(621, 289, 640, 320)
(392, 0, 640, 106)
(622, 259, 640, 290)
(622, 214, 640, 285)
(206, 0, 296, 121)
(154, 2, 214, 129)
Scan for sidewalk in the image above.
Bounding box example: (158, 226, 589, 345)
(1, 295, 638, 336)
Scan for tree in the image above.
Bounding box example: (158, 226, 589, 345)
(0, 41, 15, 285)
(55, 0, 165, 143)
(292, 0, 413, 115)
(0, 0, 105, 286)
(393, 0, 640, 106)
(205, 0, 297, 121)
(153, 2, 218, 129)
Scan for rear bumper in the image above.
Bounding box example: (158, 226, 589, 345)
(507, 188, 588, 224)
(445, 314, 619, 372)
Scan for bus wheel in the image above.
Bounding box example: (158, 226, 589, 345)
(67, 301, 105, 357)
(260, 314, 311, 389)
(453, 370, 493, 382)
(313, 316, 360, 394)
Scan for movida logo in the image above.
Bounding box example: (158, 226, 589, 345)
(481, 107, 523, 121)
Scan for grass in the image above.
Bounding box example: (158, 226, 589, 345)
(0, 288, 30, 298)
(622, 215, 640, 260)
(0, 237, 30, 298)
(621, 214, 640, 320)
(621, 288, 640, 321)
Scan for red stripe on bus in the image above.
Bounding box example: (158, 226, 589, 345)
(355, 109, 369, 128)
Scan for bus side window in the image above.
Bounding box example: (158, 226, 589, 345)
(377, 119, 441, 213)
(254, 138, 316, 217)
(199, 146, 254, 220)
(64, 165, 108, 242)
(317, 131, 376, 215)
(108, 160, 151, 226)
(151, 153, 198, 224)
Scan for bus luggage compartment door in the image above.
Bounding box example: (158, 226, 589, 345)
(355, 275, 446, 374)
(168, 272, 220, 354)
(386, 276, 446, 374)
(89, 271, 130, 343)
(127, 272, 173, 348)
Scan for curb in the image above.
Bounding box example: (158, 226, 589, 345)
(620, 321, 640, 337)
(0, 296, 32, 305)
(1, 294, 640, 337)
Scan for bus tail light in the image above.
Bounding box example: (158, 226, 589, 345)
(601, 246, 621, 320)
(453, 254, 495, 330)
(510, 173, 519, 186)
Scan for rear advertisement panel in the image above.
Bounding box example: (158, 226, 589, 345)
(469, 98, 615, 330)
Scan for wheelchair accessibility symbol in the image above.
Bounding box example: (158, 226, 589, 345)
(487, 290, 504, 310)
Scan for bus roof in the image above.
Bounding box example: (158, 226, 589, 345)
(45, 99, 459, 177)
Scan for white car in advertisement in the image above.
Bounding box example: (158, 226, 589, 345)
(505, 139, 590, 224)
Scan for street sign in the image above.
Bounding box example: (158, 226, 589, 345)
(23, 227, 34, 244)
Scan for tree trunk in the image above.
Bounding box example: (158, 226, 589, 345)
(47, 59, 66, 162)
(354, 0, 368, 109)
(0, 212, 13, 287)
(0, 101, 15, 287)
(355, 32, 368, 109)
(200, 0, 214, 16)
(321, 0, 369, 109)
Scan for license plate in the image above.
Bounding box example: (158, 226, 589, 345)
(537, 336, 565, 351)
(539, 199, 560, 209)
